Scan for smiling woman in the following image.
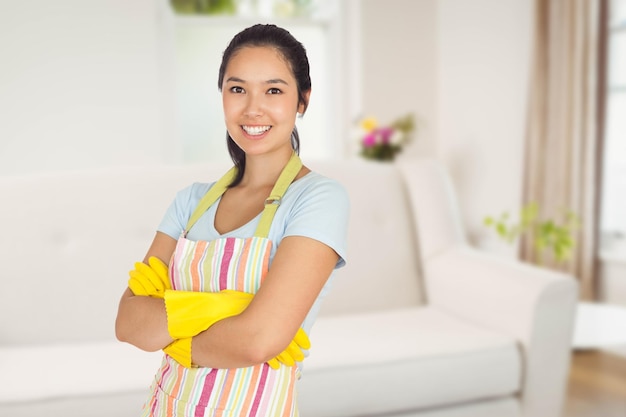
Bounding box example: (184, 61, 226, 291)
(219, 32, 311, 185)
(115, 24, 350, 417)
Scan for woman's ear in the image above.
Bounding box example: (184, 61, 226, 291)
(298, 90, 312, 115)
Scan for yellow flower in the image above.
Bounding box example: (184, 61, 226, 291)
(360, 117, 378, 132)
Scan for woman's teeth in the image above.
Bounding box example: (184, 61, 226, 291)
(243, 126, 271, 136)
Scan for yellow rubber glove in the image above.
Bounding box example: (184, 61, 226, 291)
(163, 289, 251, 369)
(164, 289, 254, 339)
(163, 338, 193, 368)
(266, 327, 311, 369)
(126, 258, 196, 367)
(163, 329, 311, 370)
(128, 257, 171, 298)
(163, 289, 311, 369)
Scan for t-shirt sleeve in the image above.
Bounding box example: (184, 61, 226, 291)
(157, 182, 212, 239)
(283, 178, 350, 269)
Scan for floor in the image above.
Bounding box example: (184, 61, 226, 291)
(563, 349, 626, 417)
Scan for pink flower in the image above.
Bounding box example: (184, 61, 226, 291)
(362, 132, 377, 147)
(362, 127, 395, 147)
(378, 127, 394, 144)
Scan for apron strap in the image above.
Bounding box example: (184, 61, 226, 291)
(254, 152, 302, 238)
(183, 152, 303, 238)
(184, 167, 237, 235)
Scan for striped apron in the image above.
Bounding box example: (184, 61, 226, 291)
(142, 154, 303, 417)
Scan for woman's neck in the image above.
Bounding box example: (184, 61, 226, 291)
(238, 149, 294, 189)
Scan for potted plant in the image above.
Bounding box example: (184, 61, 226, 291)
(484, 202, 580, 265)
(357, 113, 415, 162)
(170, 0, 237, 15)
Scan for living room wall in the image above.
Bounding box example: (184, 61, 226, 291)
(0, 0, 164, 175)
(361, 0, 533, 252)
(437, 0, 533, 251)
(360, 0, 439, 159)
(0, 0, 533, 255)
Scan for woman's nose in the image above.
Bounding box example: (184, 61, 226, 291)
(243, 93, 264, 117)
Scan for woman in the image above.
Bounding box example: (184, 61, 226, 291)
(115, 24, 349, 416)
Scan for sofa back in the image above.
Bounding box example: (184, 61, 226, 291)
(308, 160, 425, 316)
(0, 159, 427, 346)
(0, 165, 218, 345)
(398, 160, 467, 261)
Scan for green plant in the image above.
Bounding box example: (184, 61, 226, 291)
(170, 0, 236, 15)
(483, 202, 580, 265)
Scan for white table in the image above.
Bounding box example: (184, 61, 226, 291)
(573, 301, 626, 349)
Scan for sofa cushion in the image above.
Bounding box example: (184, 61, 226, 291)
(298, 307, 521, 417)
(0, 340, 162, 403)
(0, 391, 149, 417)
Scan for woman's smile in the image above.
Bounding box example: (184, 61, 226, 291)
(242, 125, 272, 137)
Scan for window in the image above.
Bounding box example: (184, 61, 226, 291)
(600, 0, 626, 252)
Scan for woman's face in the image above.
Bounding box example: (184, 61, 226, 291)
(222, 46, 307, 157)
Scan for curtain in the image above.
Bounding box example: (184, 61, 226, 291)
(521, 0, 609, 300)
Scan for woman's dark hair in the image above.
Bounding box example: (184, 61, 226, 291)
(218, 24, 312, 186)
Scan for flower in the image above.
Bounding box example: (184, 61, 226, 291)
(360, 117, 378, 132)
(357, 113, 415, 161)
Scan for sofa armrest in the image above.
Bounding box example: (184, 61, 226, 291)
(424, 245, 578, 417)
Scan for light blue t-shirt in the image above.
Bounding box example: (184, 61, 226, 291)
(157, 171, 350, 334)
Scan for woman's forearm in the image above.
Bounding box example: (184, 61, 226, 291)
(115, 289, 173, 352)
(190, 236, 338, 369)
(190, 313, 287, 369)
(115, 232, 177, 351)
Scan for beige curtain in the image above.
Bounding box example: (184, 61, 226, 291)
(521, 0, 608, 300)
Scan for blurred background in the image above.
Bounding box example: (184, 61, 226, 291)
(2, 0, 625, 291)
(0, 0, 529, 252)
(2, 0, 625, 296)
(0, 0, 624, 333)
(1, 1, 625, 414)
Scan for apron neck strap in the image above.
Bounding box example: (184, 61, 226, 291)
(184, 167, 237, 235)
(184, 152, 303, 238)
(254, 152, 302, 238)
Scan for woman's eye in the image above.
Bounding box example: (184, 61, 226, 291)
(267, 88, 282, 95)
(230, 86, 244, 94)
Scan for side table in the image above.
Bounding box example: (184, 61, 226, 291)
(573, 301, 626, 349)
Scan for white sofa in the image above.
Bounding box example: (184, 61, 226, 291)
(0, 159, 578, 417)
